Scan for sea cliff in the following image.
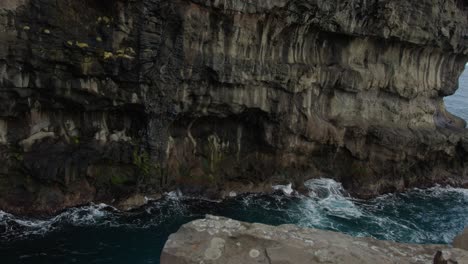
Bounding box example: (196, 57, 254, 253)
(0, 0, 467, 214)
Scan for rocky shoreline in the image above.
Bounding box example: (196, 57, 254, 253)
(0, 0, 468, 215)
(161, 215, 468, 264)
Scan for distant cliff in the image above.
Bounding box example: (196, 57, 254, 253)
(161, 215, 468, 264)
(0, 0, 467, 215)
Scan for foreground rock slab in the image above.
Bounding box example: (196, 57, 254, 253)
(454, 228, 468, 251)
(161, 215, 468, 264)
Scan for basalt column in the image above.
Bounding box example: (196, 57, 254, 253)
(0, 0, 467, 215)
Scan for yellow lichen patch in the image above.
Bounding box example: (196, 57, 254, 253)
(116, 54, 135, 59)
(103, 51, 114, 60)
(102, 16, 111, 24)
(66, 40, 74, 46)
(114, 48, 135, 59)
(43, 29, 50, 34)
(75, 41, 89, 49)
(96, 37, 103, 42)
(98, 16, 111, 24)
(125, 47, 136, 55)
(23, 26, 30, 31)
(81, 57, 94, 74)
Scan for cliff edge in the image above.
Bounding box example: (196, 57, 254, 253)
(0, 0, 467, 214)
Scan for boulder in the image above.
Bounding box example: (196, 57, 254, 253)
(161, 215, 468, 264)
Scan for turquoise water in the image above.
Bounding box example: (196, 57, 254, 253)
(1, 68, 468, 264)
(1, 179, 467, 264)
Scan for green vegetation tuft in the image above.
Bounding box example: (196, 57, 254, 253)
(71, 136, 80, 145)
(133, 149, 152, 178)
(12, 152, 23, 161)
(110, 174, 127, 185)
(350, 162, 373, 184)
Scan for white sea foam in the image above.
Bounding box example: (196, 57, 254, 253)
(166, 190, 184, 200)
(293, 178, 363, 228)
(272, 183, 294, 195)
(0, 203, 115, 240)
(1, 179, 466, 245)
(289, 179, 468, 243)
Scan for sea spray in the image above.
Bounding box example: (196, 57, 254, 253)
(0, 203, 114, 240)
(1, 179, 467, 263)
(272, 183, 295, 196)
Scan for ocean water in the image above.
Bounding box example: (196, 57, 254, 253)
(1, 68, 468, 264)
(445, 65, 468, 122)
(0, 179, 467, 264)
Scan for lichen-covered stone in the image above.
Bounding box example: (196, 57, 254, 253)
(161, 215, 468, 264)
(0, 0, 467, 214)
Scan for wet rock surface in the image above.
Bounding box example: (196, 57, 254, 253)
(0, 0, 468, 214)
(161, 215, 468, 264)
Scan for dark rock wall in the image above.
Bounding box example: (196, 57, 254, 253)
(0, 0, 467, 214)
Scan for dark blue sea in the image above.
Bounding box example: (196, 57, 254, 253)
(0, 67, 467, 264)
(1, 179, 467, 264)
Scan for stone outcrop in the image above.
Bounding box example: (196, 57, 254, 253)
(454, 228, 468, 251)
(161, 215, 468, 264)
(0, 0, 467, 214)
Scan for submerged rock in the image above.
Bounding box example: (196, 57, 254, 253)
(161, 215, 468, 264)
(0, 0, 468, 214)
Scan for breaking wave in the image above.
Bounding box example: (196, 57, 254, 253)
(296, 179, 468, 243)
(1, 179, 467, 246)
(0, 204, 114, 240)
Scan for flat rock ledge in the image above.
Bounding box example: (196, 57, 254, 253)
(161, 215, 468, 264)
(454, 228, 468, 251)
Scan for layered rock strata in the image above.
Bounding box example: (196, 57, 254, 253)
(161, 215, 468, 264)
(0, 0, 467, 214)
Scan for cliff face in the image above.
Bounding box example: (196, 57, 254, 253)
(161, 215, 468, 264)
(0, 0, 467, 215)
